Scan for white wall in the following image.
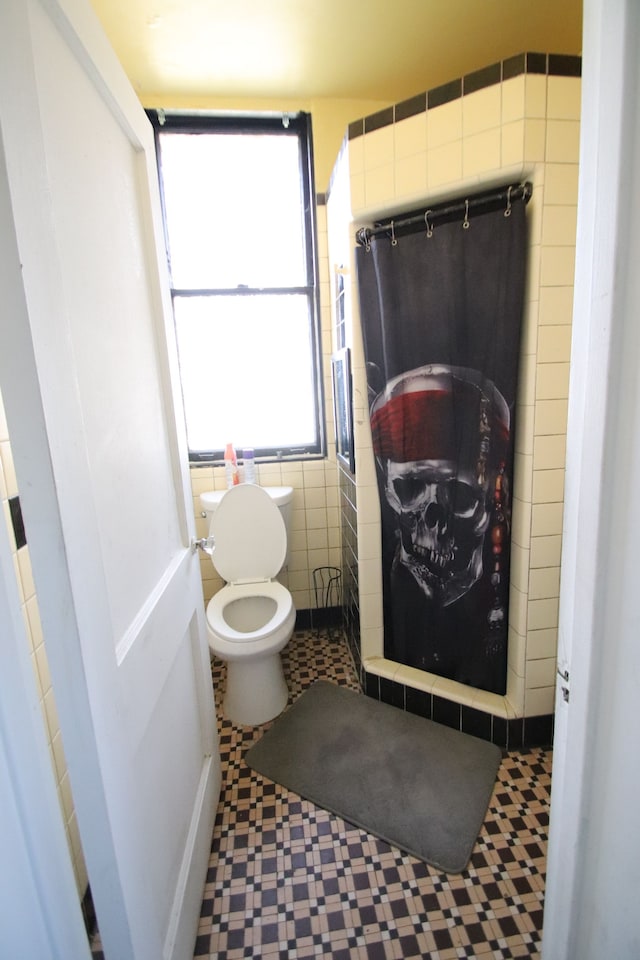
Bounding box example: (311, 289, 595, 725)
(1, 394, 88, 896)
(0, 126, 90, 960)
(0, 496, 90, 960)
(543, 1, 640, 956)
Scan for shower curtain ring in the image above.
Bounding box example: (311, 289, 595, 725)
(462, 199, 470, 229)
(390, 221, 398, 246)
(363, 229, 371, 252)
(424, 210, 434, 238)
(504, 185, 513, 217)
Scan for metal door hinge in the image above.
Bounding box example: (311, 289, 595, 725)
(191, 535, 215, 557)
(557, 666, 570, 702)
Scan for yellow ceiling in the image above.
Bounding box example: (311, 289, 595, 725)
(89, 0, 582, 104)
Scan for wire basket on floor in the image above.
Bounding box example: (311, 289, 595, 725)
(311, 566, 342, 639)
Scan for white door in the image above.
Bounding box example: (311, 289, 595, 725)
(0, 2, 220, 959)
(0, 409, 90, 958)
(543, 1, 640, 958)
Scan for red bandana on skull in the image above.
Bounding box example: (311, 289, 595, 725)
(370, 365, 510, 606)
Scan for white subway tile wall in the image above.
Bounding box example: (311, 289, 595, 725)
(394, 111, 427, 160)
(336, 64, 581, 720)
(428, 99, 462, 148)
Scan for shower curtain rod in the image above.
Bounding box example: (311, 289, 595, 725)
(355, 180, 532, 247)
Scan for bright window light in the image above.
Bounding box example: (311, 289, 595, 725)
(150, 112, 324, 462)
(174, 295, 317, 452)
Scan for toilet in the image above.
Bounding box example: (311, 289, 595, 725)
(201, 484, 296, 725)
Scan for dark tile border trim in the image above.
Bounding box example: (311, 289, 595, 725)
(364, 669, 554, 749)
(81, 884, 99, 939)
(526, 52, 549, 74)
(9, 495, 26, 550)
(463, 62, 501, 96)
(427, 78, 462, 111)
(348, 118, 364, 140)
(364, 106, 394, 134)
(549, 53, 582, 77)
(348, 51, 582, 140)
(395, 92, 428, 123)
(503, 53, 526, 81)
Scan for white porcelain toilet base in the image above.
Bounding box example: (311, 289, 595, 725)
(202, 485, 296, 726)
(224, 653, 288, 726)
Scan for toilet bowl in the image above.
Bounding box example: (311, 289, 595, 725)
(203, 484, 296, 725)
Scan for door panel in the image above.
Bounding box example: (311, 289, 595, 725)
(0, 2, 220, 958)
(32, 1, 183, 635)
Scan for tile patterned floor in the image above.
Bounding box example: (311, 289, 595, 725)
(195, 630, 552, 959)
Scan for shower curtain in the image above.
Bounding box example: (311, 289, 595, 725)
(356, 196, 527, 695)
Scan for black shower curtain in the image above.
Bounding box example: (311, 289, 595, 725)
(356, 198, 527, 695)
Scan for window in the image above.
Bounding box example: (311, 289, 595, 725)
(148, 111, 324, 462)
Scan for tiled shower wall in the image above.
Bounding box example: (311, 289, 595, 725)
(327, 54, 581, 745)
(190, 201, 343, 615)
(0, 390, 88, 897)
(338, 461, 361, 676)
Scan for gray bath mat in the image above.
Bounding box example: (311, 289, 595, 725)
(245, 680, 502, 873)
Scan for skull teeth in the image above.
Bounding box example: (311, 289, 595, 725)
(413, 544, 454, 568)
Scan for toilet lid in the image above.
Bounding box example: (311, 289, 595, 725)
(211, 484, 286, 583)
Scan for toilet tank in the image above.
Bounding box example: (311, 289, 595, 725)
(200, 486, 294, 568)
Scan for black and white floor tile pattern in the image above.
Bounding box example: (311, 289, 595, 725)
(193, 630, 552, 959)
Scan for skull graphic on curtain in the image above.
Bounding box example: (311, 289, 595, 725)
(356, 195, 528, 695)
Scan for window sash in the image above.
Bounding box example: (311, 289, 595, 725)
(173, 289, 321, 460)
(148, 111, 325, 462)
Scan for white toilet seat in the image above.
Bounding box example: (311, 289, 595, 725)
(210, 484, 286, 583)
(206, 580, 293, 643)
(204, 484, 296, 725)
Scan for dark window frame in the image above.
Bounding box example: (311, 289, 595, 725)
(147, 110, 326, 464)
